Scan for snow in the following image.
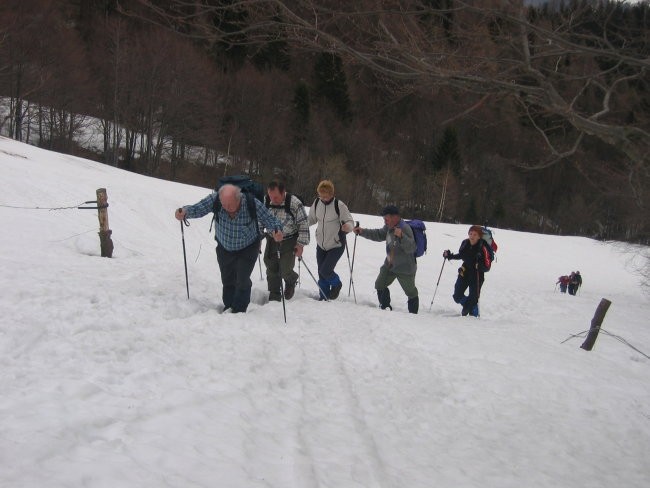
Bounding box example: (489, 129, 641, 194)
(1, 135, 649, 488)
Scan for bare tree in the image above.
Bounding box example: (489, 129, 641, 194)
(127, 0, 649, 209)
(0, 0, 58, 141)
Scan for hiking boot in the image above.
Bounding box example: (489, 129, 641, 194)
(407, 296, 419, 314)
(377, 288, 391, 310)
(284, 282, 296, 300)
(269, 292, 281, 302)
(461, 303, 471, 316)
(329, 283, 343, 300)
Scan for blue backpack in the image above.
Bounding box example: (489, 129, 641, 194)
(405, 219, 427, 258)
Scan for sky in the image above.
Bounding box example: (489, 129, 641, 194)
(1, 135, 649, 488)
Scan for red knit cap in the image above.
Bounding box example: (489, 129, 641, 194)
(468, 225, 484, 236)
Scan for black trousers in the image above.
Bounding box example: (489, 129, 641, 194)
(216, 240, 260, 312)
(453, 265, 484, 312)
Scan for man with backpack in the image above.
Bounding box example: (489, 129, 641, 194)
(175, 184, 283, 313)
(263, 180, 310, 302)
(353, 205, 419, 313)
(443, 225, 493, 317)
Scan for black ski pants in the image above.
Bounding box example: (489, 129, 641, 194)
(452, 265, 484, 312)
(216, 240, 260, 313)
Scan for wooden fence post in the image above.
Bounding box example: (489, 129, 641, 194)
(580, 298, 612, 351)
(96, 188, 113, 258)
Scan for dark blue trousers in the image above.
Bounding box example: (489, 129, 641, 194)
(316, 243, 345, 299)
(216, 240, 260, 312)
(452, 265, 484, 315)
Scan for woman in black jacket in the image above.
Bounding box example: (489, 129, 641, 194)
(443, 225, 492, 317)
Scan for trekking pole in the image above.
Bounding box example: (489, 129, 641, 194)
(275, 239, 287, 324)
(298, 258, 301, 288)
(348, 221, 359, 299)
(475, 267, 481, 318)
(428, 258, 447, 311)
(258, 252, 263, 280)
(345, 239, 357, 304)
(179, 214, 190, 299)
(297, 257, 330, 301)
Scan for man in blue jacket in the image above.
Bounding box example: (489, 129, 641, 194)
(176, 184, 283, 313)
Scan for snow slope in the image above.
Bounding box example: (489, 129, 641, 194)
(1, 136, 649, 488)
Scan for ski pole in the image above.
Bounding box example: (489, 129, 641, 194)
(428, 257, 446, 311)
(276, 240, 287, 324)
(298, 257, 330, 301)
(345, 240, 357, 304)
(475, 266, 481, 318)
(298, 257, 301, 288)
(258, 252, 263, 280)
(348, 221, 359, 302)
(179, 214, 190, 299)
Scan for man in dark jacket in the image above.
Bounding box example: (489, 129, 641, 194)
(353, 205, 419, 313)
(568, 271, 582, 295)
(443, 225, 491, 317)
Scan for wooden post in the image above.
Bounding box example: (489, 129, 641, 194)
(96, 188, 113, 258)
(580, 298, 612, 351)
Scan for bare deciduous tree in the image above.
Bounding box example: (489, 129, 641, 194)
(128, 0, 649, 210)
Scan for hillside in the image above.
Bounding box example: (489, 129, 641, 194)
(1, 136, 649, 488)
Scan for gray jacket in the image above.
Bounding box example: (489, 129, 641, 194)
(361, 220, 417, 275)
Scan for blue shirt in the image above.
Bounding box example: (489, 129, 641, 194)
(184, 192, 282, 251)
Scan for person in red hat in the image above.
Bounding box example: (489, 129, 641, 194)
(443, 225, 491, 317)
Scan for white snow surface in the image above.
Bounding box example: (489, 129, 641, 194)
(1, 135, 649, 488)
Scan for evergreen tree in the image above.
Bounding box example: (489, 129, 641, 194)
(313, 52, 352, 122)
(293, 82, 310, 127)
(291, 82, 310, 145)
(433, 126, 461, 177)
(465, 197, 478, 223)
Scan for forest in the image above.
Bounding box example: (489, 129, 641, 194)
(0, 0, 648, 243)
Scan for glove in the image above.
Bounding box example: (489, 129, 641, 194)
(443, 250, 451, 259)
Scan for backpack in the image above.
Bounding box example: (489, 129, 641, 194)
(481, 226, 498, 253)
(312, 197, 340, 217)
(478, 239, 495, 272)
(404, 219, 427, 258)
(211, 175, 265, 236)
(265, 192, 304, 220)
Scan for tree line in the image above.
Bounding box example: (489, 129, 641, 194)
(0, 0, 647, 243)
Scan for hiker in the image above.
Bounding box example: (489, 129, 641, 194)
(557, 275, 570, 293)
(263, 180, 310, 302)
(443, 225, 491, 317)
(353, 205, 419, 313)
(568, 271, 582, 296)
(175, 184, 283, 313)
(308, 179, 354, 300)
